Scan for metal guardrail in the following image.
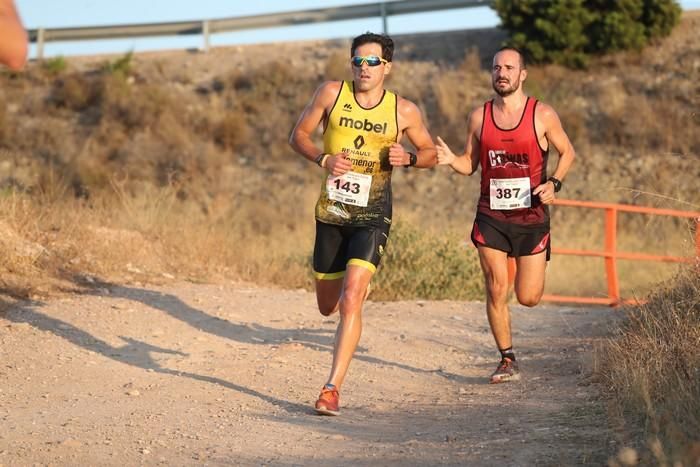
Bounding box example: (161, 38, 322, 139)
(507, 199, 700, 307)
(27, 0, 494, 59)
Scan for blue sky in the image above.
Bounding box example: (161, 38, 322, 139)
(15, 0, 700, 58)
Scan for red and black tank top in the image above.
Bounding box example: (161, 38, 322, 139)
(478, 97, 549, 225)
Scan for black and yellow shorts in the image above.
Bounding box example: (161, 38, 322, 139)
(471, 213, 551, 260)
(313, 220, 391, 280)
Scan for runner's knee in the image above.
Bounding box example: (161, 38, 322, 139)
(319, 303, 339, 316)
(516, 290, 542, 307)
(339, 283, 366, 315)
(316, 293, 340, 316)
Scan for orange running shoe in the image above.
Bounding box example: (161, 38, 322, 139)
(314, 384, 340, 416)
(490, 357, 521, 384)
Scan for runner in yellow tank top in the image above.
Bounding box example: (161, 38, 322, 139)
(290, 32, 436, 416)
(316, 80, 397, 226)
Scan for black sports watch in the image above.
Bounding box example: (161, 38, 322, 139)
(405, 152, 418, 167)
(548, 176, 562, 192)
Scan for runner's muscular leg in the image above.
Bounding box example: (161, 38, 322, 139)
(514, 251, 547, 307)
(478, 246, 512, 350)
(326, 264, 373, 389)
(316, 278, 343, 316)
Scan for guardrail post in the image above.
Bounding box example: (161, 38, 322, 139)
(37, 28, 45, 61)
(202, 20, 210, 52)
(605, 208, 620, 305)
(380, 2, 388, 34)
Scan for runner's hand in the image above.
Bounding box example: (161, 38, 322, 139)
(533, 182, 556, 205)
(327, 152, 352, 176)
(388, 143, 409, 167)
(436, 136, 456, 165)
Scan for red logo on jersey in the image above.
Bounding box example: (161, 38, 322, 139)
(488, 149, 530, 168)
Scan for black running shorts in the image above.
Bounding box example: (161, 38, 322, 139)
(471, 213, 551, 260)
(313, 220, 391, 280)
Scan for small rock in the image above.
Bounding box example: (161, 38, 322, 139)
(617, 447, 638, 466)
(61, 439, 82, 448)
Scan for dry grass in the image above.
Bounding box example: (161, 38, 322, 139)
(0, 184, 316, 299)
(600, 267, 700, 465)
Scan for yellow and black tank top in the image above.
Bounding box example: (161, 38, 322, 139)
(315, 81, 399, 226)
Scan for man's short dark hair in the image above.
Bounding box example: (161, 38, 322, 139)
(496, 46, 527, 69)
(351, 32, 394, 62)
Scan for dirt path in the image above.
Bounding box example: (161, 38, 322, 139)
(0, 282, 616, 466)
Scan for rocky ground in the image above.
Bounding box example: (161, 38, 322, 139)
(1, 282, 619, 466)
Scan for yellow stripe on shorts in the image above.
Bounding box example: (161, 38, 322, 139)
(347, 258, 377, 274)
(314, 270, 345, 280)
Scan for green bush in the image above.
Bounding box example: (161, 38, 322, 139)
(43, 56, 68, 75)
(493, 0, 681, 68)
(102, 51, 134, 78)
(371, 220, 483, 301)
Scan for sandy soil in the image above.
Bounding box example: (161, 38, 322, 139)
(0, 282, 617, 466)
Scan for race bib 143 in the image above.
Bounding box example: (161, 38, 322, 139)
(326, 172, 372, 207)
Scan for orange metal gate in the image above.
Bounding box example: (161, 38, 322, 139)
(507, 199, 700, 306)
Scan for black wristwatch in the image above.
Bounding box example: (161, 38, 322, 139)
(548, 176, 562, 193)
(405, 152, 418, 167)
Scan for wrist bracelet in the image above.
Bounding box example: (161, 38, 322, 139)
(314, 153, 328, 167)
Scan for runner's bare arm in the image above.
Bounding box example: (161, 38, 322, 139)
(289, 81, 339, 162)
(0, 0, 28, 70)
(532, 103, 576, 203)
(289, 81, 352, 176)
(436, 106, 482, 175)
(389, 98, 437, 168)
(541, 104, 575, 182)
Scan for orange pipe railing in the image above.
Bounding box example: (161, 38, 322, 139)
(507, 199, 700, 307)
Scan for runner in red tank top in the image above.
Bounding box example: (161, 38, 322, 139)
(436, 47, 576, 384)
(478, 96, 548, 225)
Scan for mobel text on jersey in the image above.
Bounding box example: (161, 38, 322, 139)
(339, 116, 389, 135)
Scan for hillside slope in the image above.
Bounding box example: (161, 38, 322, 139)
(0, 11, 697, 300)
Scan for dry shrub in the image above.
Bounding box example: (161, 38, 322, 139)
(102, 79, 170, 129)
(49, 73, 102, 111)
(213, 111, 250, 151)
(430, 66, 489, 140)
(433, 70, 464, 123)
(458, 47, 482, 73)
(324, 51, 349, 81)
(600, 267, 700, 465)
(0, 104, 8, 144)
(225, 62, 315, 162)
